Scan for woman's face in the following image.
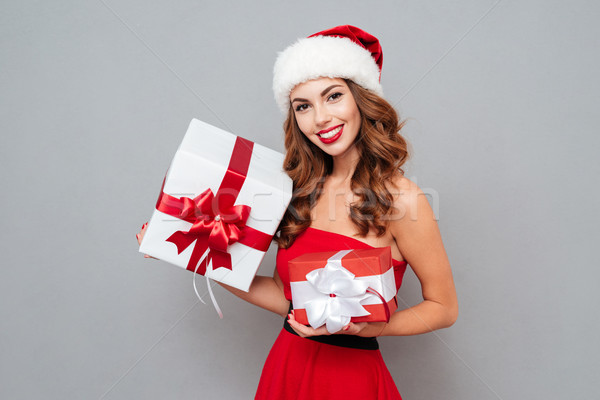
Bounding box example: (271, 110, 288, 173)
(290, 77, 362, 158)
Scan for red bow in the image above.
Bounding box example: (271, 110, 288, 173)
(164, 188, 251, 274)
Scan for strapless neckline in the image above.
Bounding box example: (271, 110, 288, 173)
(306, 226, 407, 265)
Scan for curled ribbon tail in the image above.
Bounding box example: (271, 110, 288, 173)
(365, 287, 391, 321)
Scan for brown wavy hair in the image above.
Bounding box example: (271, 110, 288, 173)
(274, 79, 410, 249)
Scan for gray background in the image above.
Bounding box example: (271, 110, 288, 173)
(1, 0, 598, 399)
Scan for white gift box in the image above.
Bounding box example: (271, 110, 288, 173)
(139, 118, 293, 292)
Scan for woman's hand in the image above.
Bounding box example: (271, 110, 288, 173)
(136, 222, 158, 259)
(287, 310, 381, 337)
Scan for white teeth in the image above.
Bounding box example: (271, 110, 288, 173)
(319, 126, 342, 139)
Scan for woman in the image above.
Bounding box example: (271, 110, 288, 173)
(138, 25, 457, 399)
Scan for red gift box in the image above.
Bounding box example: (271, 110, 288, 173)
(289, 248, 398, 333)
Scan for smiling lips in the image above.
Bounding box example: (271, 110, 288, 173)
(316, 124, 344, 144)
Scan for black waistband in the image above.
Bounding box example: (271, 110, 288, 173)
(283, 304, 379, 350)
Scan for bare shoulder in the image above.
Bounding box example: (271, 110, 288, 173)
(386, 173, 436, 239)
(387, 174, 428, 211)
(387, 173, 421, 196)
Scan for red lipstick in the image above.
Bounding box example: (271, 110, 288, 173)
(317, 124, 344, 144)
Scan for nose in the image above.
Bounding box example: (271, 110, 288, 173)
(313, 104, 332, 127)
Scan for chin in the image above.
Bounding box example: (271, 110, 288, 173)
(320, 146, 351, 158)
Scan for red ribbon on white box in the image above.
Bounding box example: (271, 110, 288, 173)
(293, 250, 392, 333)
(155, 136, 272, 275)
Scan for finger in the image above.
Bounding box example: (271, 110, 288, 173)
(288, 315, 331, 337)
(288, 312, 305, 328)
(135, 222, 148, 243)
(288, 314, 321, 337)
(287, 312, 301, 327)
(342, 322, 368, 335)
(336, 322, 364, 335)
(287, 314, 306, 337)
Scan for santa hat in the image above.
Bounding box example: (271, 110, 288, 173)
(273, 25, 384, 113)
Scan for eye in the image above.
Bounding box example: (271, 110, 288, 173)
(295, 103, 309, 112)
(328, 92, 343, 101)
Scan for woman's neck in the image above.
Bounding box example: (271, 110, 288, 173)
(329, 146, 360, 184)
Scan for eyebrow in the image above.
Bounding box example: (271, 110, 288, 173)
(291, 84, 343, 103)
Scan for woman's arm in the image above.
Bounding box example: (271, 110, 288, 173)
(136, 223, 290, 318)
(371, 177, 458, 336)
(216, 269, 290, 318)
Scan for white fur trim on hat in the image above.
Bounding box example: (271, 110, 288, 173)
(272, 35, 384, 113)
